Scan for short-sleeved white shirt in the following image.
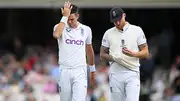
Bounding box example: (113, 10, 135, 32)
(101, 22, 146, 72)
(53, 22, 92, 68)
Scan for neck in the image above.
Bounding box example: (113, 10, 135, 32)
(72, 22, 79, 28)
(117, 21, 127, 31)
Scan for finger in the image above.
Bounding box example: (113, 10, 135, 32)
(64, 2, 68, 7)
(66, 1, 69, 7)
(91, 81, 94, 85)
(125, 50, 131, 53)
(122, 48, 128, 51)
(123, 49, 131, 54)
(125, 48, 132, 53)
(69, 3, 72, 9)
(92, 79, 95, 83)
(122, 49, 128, 53)
(124, 51, 131, 56)
(91, 79, 95, 83)
(70, 5, 73, 10)
(64, 2, 66, 7)
(61, 8, 64, 13)
(67, 1, 71, 7)
(122, 50, 130, 56)
(91, 80, 94, 84)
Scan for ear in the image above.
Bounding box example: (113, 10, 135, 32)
(75, 13, 80, 19)
(123, 13, 126, 18)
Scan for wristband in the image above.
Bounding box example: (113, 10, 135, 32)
(60, 16, 68, 24)
(89, 65, 96, 72)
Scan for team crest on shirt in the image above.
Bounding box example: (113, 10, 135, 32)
(80, 28, 84, 37)
(121, 39, 126, 47)
(121, 39, 125, 46)
(66, 28, 71, 32)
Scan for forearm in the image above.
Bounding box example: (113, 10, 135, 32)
(87, 51, 96, 72)
(135, 49, 149, 59)
(100, 53, 114, 62)
(86, 49, 95, 66)
(53, 23, 65, 39)
(53, 16, 68, 39)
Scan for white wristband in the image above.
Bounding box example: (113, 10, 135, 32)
(89, 65, 96, 72)
(60, 16, 68, 24)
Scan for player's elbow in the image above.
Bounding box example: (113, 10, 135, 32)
(53, 32, 60, 39)
(53, 33, 58, 39)
(144, 50, 149, 58)
(100, 53, 105, 60)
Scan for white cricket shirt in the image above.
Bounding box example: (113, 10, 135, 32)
(101, 22, 146, 72)
(54, 22, 92, 68)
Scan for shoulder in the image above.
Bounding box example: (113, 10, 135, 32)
(129, 24, 146, 41)
(80, 23, 92, 31)
(129, 24, 143, 32)
(53, 23, 68, 30)
(104, 27, 116, 35)
(129, 24, 144, 38)
(53, 24, 58, 30)
(80, 24, 92, 38)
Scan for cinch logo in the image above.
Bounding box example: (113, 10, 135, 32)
(65, 39, 84, 45)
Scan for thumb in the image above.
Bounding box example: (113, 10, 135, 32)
(61, 8, 64, 13)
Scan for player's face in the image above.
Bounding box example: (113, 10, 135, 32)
(68, 13, 79, 28)
(114, 13, 126, 30)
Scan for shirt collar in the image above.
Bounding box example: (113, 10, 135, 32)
(76, 22, 83, 29)
(67, 22, 83, 30)
(116, 22, 130, 33)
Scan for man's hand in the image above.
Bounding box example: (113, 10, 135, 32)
(90, 72, 96, 87)
(61, 1, 73, 17)
(112, 54, 137, 68)
(122, 47, 137, 57)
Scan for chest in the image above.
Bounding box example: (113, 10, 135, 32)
(62, 28, 87, 45)
(109, 30, 138, 49)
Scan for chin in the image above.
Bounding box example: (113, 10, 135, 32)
(116, 26, 121, 29)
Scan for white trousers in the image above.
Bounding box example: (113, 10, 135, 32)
(109, 65, 140, 101)
(58, 66, 87, 101)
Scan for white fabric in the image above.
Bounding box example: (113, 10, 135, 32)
(53, 23, 92, 68)
(89, 65, 96, 72)
(60, 16, 68, 24)
(101, 22, 146, 72)
(58, 65, 87, 101)
(109, 62, 140, 101)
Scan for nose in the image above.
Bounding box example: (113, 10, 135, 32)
(68, 20, 71, 24)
